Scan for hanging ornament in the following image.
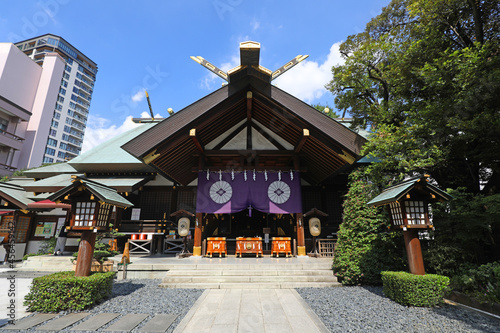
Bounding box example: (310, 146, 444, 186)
(206, 169, 210, 180)
(290, 169, 294, 181)
(219, 170, 222, 181)
(278, 170, 282, 181)
(264, 170, 268, 182)
(253, 169, 256, 181)
(244, 170, 247, 181)
(231, 169, 234, 181)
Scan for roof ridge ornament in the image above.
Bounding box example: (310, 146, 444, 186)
(190, 41, 309, 83)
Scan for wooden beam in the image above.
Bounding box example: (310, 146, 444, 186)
(251, 122, 287, 150)
(189, 129, 204, 153)
(202, 150, 294, 157)
(294, 129, 309, 153)
(247, 91, 253, 121)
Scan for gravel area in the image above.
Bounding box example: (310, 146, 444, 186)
(0, 279, 203, 333)
(297, 286, 499, 333)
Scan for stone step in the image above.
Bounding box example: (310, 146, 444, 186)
(159, 281, 341, 289)
(162, 275, 337, 284)
(164, 269, 333, 276)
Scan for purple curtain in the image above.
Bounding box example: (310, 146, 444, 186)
(196, 171, 302, 214)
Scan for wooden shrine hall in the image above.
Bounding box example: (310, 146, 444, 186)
(122, 41, 367, 257)
(0, 41, 367, 262)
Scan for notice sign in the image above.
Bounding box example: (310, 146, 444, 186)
(34, 222, 56, 238)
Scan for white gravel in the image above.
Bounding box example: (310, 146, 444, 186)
(297, 286, 500, 333)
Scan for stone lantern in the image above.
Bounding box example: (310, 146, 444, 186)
(367, 175, 452, 275)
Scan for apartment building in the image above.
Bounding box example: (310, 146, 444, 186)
(14, 34, 97, 167)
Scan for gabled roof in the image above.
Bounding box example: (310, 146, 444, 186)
(0, 181, 34, 209)
(48, 176, 133, 208)
(122, 79, 367, 185)
(68, 122, 158, 173)
(23, 163, 77, 178)
(367, 176, 453, 207)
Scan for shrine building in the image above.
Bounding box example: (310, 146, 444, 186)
(0, 42, 367, 260)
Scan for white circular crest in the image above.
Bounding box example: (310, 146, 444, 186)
(268, 181, 291, 204)
(209, 181, 232, 204)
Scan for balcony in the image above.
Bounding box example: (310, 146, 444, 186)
(0, 130, 24, 151)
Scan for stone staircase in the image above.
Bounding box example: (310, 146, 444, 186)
(159, 258, 340, 289)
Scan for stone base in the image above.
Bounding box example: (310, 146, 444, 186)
(193, 246, 202, 256)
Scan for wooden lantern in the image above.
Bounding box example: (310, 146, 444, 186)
(368, 175, 452, 275)
(48, 176, 133, 276)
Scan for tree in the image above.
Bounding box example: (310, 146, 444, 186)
(327, 0, 500, 193)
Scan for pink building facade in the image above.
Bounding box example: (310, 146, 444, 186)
(0, 43, 64, 175)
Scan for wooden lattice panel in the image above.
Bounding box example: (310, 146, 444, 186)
(317, 239, 336, 257)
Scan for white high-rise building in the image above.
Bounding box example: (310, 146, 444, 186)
(14, 34, 97, 168)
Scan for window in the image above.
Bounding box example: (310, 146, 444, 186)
(404, 201, 427, 225)
(60, 142, 67, 150)
(53, 112, 60, 120)
(59, 88, 66, 95)
(57, 96, 65, 103)
(43, 157, 54, 163)
(0, 117, 9, 132)
(49, 129, 57, 137)
(51, 120, 58, 128)
(58, 151, 66, 158)
(45, 147, 55, 156)
(69, 102, 76, 109)
(47, 138, 57, 147)
(65, 118, 72, 125)
(65, 65, 72, 72)
(71, 94, 78, 102)
(389, 202, 403, 226)
(64, 73, 70, 80)
(55, 103, 63, 111)
(63, 126, 71, 133)
(74, 202, 97, 227)
(72, 87, 79, 94)
(62, 134, 69, 141)
(66, 57, 73, 65)
(61, 80, 68, 88)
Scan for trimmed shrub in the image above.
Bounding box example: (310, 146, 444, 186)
(381, 271, 450, 307)
(333, 169, 406, 285)
(24, 271, 115, 312)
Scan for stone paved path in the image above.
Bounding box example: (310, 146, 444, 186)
(173, 288, 330, 333)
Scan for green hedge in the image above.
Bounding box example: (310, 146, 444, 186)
(381, 271, 449, 307)
(24, 271, 115, 312)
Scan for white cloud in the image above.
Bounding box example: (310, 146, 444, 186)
(81, 115, 140, 154)
(274, 42, 344, 103)
(251, 19, 260, 31)
(131, 90, 145, 102)
(200, 55, 240, 90)
(140, 111, 163, 119)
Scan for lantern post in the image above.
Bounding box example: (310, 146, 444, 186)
(367, 175, 452, 275)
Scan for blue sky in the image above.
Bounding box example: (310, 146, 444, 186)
(0, 0, 390, 152)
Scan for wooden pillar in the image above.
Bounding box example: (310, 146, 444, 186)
(296, 213, 306, 256)
(403, 229, 425, 275)
(193, 213, 203, 256)
(75, 230, 97, 277)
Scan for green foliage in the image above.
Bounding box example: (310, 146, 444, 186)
(327, 0, 500, 193)
(451, 262, 500, 304)
(333, 169, 406, 285)
(381, 271, 450, 307)
(23, 271, 115, 312)
(38, 237, 57, 255)
(427, 189, 500, 268)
